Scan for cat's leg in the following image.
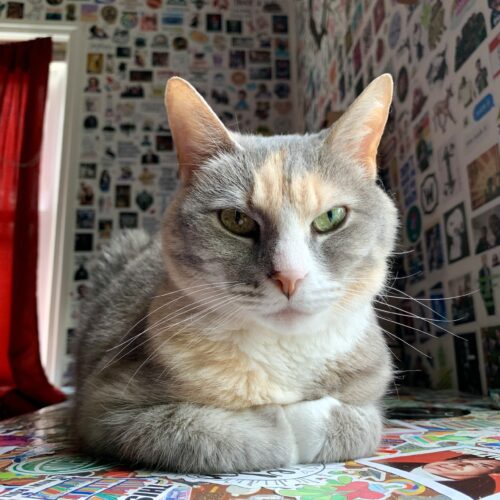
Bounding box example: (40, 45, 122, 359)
(77, 402, 298, 474)
(283, 397, 383, 463)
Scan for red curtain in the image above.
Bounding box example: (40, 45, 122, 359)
(0, 38, 65, 418)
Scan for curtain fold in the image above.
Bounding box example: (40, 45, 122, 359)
(0, 38, 65, 418)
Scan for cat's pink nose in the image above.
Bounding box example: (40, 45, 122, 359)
(271, 270, 307, 298)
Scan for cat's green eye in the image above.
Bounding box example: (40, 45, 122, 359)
(219, 209, 258, 237)
(312, 207, 347, 233)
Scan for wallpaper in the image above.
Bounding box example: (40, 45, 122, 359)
(297, 0, 500, 395)
(1, 0, 296, 384)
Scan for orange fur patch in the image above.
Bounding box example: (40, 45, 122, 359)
(251, 149, 332, 224)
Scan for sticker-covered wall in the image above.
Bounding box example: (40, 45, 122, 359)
(297, 0, 500, 395)
(1, 0, 297, 384)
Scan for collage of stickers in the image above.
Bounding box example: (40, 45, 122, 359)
(0, 394, 498, 499)
(0, 0, 297, 385)
(297, 0, 500, 396)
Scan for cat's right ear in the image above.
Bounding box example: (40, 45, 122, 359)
(322, 74, 393, 180)
(165, 77, 236, 183)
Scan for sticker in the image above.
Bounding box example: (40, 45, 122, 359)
(472, 204, 500, 254)
(226, 19, 242, 33)
(77, 182, 94, 206)
(437, 138, 463, 201)
(115, 185, 131, 208)
(275, 59, 290, 79)
(482, 325, 500, 389)
(101, 5, 117, 23)
(80, 4, 98, 22)
(373, 0, 385, 33)
(120, 10, 138, 28)
(426, 47, 448, 85)
(425, 223, 444, 272)
(444, 202, 470, 264)
(359, 447, 500, 500)
(76, 209, 95, 230)
(455, 12, 487, 71)
(473, 94, 495, 122)
(162, 10, 183, 27)
(407, 242, 425, 285)
(272, 14, 288, 34)
(429, 282, 447, 324)
(422, 0, 445, 50)
(420, 173, 438, 214)
(406, 206, 422, 244)
(79, 163, 97, 179)
(396, 66, 409, 102)
(489, 34, 500, 79)
(450, 0, 475, 29)
(477, 253, 499, 317)
(400, 156, 417, 209)
(467, 144, 500, 210)
(98, 219, 113, 239)
(169, 464, 342, 489)
(449, 273, 476, 325)
(411, 85, 427, 120)
(432, 87, 456, 133)
(457, 74, 476, 108)
(206, 13, 222, 31)
(74, 234, 94, 252)
(414, 113, 433, 172)
(119, 212, 138, 229)
(86, 53, 103, 74)
(388, 11, 401, 49)
(136, 190, 154, 211)
(454, 333, 482, 394)
(412, 23, 424, 61)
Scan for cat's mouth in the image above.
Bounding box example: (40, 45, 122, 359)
(266, 306, 313, 322)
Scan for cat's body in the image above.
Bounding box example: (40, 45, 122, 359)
(74, 75, 398, 473)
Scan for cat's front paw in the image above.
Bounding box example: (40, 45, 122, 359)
(284, 399, 383, 464)
(283, 396, 341, 463)
(315, 404, 383, 463)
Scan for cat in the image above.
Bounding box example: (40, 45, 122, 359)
(74, 74, 398, 473)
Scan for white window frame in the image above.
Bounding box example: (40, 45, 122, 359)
(0, 22, 84, 385)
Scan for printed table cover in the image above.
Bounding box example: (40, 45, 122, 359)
(0, 393, 498, 499)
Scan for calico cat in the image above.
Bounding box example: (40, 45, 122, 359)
(74, 74, 398, 473)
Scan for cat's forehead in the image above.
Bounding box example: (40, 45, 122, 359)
(250, 147, 334, 222)
(249, 140, 352, 223)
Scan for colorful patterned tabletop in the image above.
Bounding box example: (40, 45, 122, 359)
(0, 393, 499, 499)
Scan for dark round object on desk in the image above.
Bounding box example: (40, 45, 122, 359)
(387, 406, 470, 420)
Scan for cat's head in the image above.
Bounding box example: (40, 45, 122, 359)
(161, 75, 398, 335)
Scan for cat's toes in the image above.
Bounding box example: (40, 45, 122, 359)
(315, 404, 383, 463)
(283, 396, 340, 463)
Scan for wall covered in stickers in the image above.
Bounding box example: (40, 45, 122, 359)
(297, 0, 500, 395)
(1, 0, 297, 384)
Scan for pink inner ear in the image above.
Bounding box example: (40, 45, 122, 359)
(357, 113, 386, 174)
(165, 77, 235, 182)
(354, 96, 392, 176)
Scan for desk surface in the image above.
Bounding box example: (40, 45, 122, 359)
(0, 393, 498, 499)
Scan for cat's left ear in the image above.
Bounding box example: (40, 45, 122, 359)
(165, 77, 237, 183)
(323, 74, 393, 179)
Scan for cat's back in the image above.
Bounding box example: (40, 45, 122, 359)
(75, 230, 165, 382)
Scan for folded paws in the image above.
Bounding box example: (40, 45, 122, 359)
(283, 397, 382, 464)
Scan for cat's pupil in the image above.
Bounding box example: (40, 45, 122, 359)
(235, 211, 242, 225)
(327, 210, 334, 222)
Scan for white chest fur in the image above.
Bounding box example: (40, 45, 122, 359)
(159, 306, 371, 410)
